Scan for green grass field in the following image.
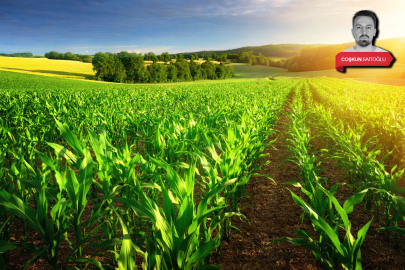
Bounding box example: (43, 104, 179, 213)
(0, 67, 283, 91)
(267, 57, 288, 61)
(231, 63, 286, 79)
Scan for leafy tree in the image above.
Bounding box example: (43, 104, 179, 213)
(147, 63, 167, 83)
(161, 52, 171, 63)
(194, 53, 199, 60)
(92, 52, 109, 79)
(0, 52, 33, 57)
(174, 60, 191, 81)
(189, 61, 201, 80)
(201, 61, 216, 79)
(215, 65, 226, 79)
(144, 52, 158, 63)
(117, 51, 130, 59)
(250, 55, 258, 66)
(108, 57, 126, 82)
(239, 51, 253, 62)
(48, 51, 60, 59)
(257, 53, 268, 66)
(189, 55, 195, 61)
(177, 54, 184, 61)
(82, 57, 92, 63)
(92, 52, 126, 82)
(224, 64, 235, 78)
(63, 52, 72, 60)
(218, 53, 227, 64)
(120, 54, 149, 83)
(166, 64, 178, 81)
(79, 55, 92, 63)
(215, 63, 234, 79)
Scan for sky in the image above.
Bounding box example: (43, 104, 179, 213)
(1, 0, 405, 55)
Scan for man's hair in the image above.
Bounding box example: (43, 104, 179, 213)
(353, 10, 377, 28)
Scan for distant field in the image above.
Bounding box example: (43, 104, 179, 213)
(0, 57, 284, 84)
(0, 56, 94, 79)
(231, 63, 287, 80)
(276, 65, 405, 80)
(0, 62, 282, 91)
(267, 57, 288, 61)
(1, 56, 404, 85)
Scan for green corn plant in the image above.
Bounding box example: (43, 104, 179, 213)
(272, 184, 373, 270)
(311, 99, 405, 221)
(0, 73, 299, 267)
(0, 162, 71, 270)
(35, 120, 113, 270)
(96, 157, 246, 270)
(305, 87, 405, 249)
(376, 194, 405, 245)
(308, 78, 405, 167)
(200, 140, 267, 241)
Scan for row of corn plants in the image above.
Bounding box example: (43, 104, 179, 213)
(305, 82, 405, 248)
(0, 79, 299, 269)
(271, 83, 374, 270)
(308, 77, 405, 168)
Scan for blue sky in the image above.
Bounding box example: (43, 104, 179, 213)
(1, 0, 404, 55)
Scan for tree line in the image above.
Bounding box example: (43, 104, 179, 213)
(0, 52, 42, 58)
(181, 44, 302, 59)
(45, 51, 92, 63)
(233, 44, 346, 72)
(282, 45, 344, 71)
(232, 51, 286, 68)
(92, 51, 234, 83)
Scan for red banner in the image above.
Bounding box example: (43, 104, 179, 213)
(335, 52, 394, 72)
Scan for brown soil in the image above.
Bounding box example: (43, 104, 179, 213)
(4, 90, 405, 270)
(209, 91, 405, 270)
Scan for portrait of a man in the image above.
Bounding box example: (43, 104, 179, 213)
(342, 10, 388, 52)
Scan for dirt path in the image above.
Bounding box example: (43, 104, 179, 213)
(5, 84, 405, 269)
(210, 91, 322, 269)
(211, 85, 405, 270)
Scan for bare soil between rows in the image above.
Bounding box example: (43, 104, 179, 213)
(209, 91, 405, 270)
(5, 90, 405, 270)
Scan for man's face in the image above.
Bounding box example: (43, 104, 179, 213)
(352, 16, 376, 47)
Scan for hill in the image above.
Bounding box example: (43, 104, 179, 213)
(181, 36, 405, 63)
(180, 44, 304, 58)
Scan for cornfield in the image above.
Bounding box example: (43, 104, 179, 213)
(1, 70, 405, 269)
(0, 70, 298, 269)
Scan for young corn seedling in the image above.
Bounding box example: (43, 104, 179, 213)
(0, 160, 71, 270)
(272, 184, 373, 270)
(97, 157, 246, 270)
